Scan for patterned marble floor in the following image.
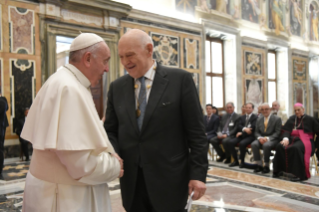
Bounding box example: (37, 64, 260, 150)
(1, 158, 319, 212)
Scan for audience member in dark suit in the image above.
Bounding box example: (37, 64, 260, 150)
(204, 104, 219, 141)
(241, 104, 245, 115)
(212, 106, 219, 116)
(104, 29, 208, 212)
(0, 95, 9, 136)
(224, 103, 258, 168)
(251, 103, 282, 173)
(210, 102, 240, 163)
(15, 108, 30, 161)
(273, 103, 319, 181)
(257, 105, 263, 118)
(0, 98, 7, 179)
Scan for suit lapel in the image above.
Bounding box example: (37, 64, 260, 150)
(123, 76, 139, 135)
(141, 66, 168, 133)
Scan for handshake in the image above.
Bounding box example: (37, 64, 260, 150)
(112, 153, 124, 178)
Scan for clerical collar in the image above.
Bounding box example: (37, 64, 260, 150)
(64, 64, 91, 89)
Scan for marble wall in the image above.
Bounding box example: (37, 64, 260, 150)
(0, 1, 41, 141)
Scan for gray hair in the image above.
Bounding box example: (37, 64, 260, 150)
(272, 100, 280, 106)
(69, 42, 101, 63)
(261, 102, 270, 108)
(226, 102, 235, 107)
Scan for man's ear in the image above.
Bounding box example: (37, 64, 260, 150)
(83, 52, 91, 67)
(146, 43, 153, 57)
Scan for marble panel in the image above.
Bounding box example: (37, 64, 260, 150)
(293, 59, 307, 81)
(151, 32, 179, 67)
(10, 59, 35, 132)
(61, 9, 103, 27)
(244, 78, 264, 112)
(192, 73, 199, 95)
(1, 161, 30, 181)
(208, 167, 319, 198)
(293, 82, 307, 108)
(9, 7, 35, 54)
(184, 38, 199, 69)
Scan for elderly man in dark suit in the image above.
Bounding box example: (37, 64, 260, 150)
(251, 103, 282, 173)
(204, 104, 219, 142)
(224, 102, 258, 168)
(104, 29, 208, 212)
(210, 102, 240, 163)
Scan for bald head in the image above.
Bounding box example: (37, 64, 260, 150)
(120, 29, 153, 48)
(118, 29, 154, 79)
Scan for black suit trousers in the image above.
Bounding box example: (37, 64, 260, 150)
(226, 136, 255, 162)
(129, 167, 186, 212)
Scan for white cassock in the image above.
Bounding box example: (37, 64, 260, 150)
(21, 64, 120, 212)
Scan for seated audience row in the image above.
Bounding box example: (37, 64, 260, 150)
(205, 101, 319, 181)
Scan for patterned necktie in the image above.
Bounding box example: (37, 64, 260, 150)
(137, 77, 147, 131)
(245, 115, 249, 127)
(222, 114, 231, 134)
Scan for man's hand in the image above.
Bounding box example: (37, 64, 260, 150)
(280, 139, 289, 147)
(258, 137, 267, 144)
(236, 132, 242, 138)
(222, 134, 227, 139)
(188, 180, 206, 200)
(244, 128, 252, 135)
(112, 153, 124, 178)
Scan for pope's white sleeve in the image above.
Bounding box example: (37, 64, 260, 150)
(55, 150, 121, 185)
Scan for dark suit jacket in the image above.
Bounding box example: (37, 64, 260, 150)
(236, 113, 258, 138)
(0, 97, 8, 128)
(204, 114, 219, 140)
(0, 99, 6, 139)
(15, 117, 28, 144)
(218, 112, 240, 137)
(255, 115, 282, 142)
(104, 65, 208, 212)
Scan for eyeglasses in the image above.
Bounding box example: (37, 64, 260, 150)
(261, 108, 270, 111)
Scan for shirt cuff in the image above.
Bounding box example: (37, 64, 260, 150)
(242, 127, 246, 132)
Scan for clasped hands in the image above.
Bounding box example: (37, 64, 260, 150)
(217, 134, 227, 139)
(112, 153, 124, 178)
(236, 128, 252, 137)
(258, 137, 268, 145)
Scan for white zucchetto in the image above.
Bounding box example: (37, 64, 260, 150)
(70, 33, 104, 52)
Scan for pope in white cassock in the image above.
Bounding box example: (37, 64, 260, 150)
(21, 33, 123, 212)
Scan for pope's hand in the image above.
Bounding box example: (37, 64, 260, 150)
(112, 153, 124, 178)
(188, 180, 206, 200)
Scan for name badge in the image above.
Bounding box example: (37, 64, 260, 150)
(229, 121, 234, 126)
(247, 123, 251, 128)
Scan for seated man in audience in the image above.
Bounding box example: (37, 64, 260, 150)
(210, 102, 240, 163)
(224, 103, 257, 168)
(204, 104, 220, 142)
(272, 100, 288, 125)
(273, 103, 319, 181)
(257, 105, 263, 118)
(251, 103, 282, 173)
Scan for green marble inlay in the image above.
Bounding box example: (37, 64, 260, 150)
(16, 59, 30, 68)
(17, 49, 28, 55)
(17, 7, 28, 13)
